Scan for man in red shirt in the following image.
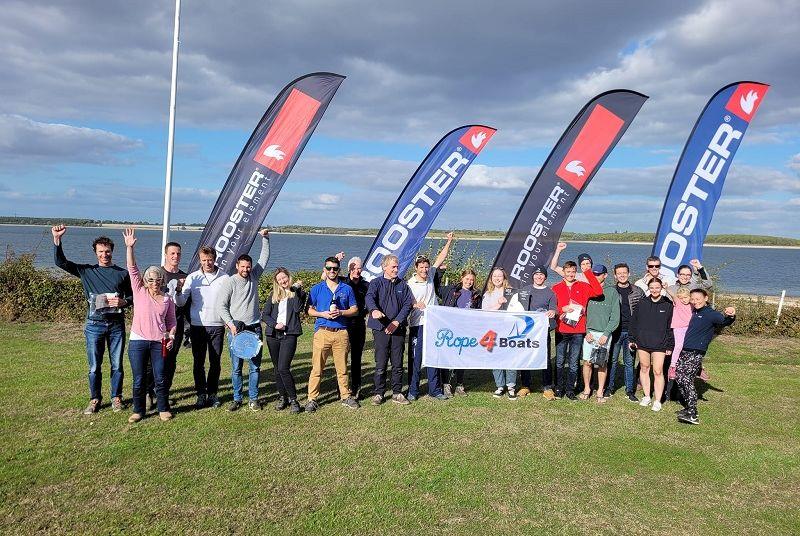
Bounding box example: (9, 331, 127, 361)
(552, 260, 603, 399)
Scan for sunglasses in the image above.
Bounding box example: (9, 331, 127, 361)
(144, 278, 163, 284)
(647, 264, 661, 269)
(324, 266, 340, 271)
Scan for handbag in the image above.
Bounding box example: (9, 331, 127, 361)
(589, 345, 609, 368)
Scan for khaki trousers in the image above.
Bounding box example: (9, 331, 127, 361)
(308, 329, 350, 401)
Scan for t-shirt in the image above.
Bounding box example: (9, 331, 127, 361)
(308, 280, 356, 330)
(616, 284, 633, 330)
(407, 275, 437, 327)
(456, 288, 473, 309)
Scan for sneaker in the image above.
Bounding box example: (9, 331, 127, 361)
(433, 393, 449, 401)
(159, 411, 173, 421)
(372, 394, 383, 406)
(603, 390, 612, 398)
(83, 399, 100, 415)
(566, 392, 577, 401)
(652, 401, 662, 412)
(392, 393, 411, 405)
(676, 407, 690, 418)
(289, 399, 302, 414)
(128, 412, 142, 423)
(111, 397, 123, 412)
(507, 388, 518, 400)
(443, 384, 453, 398)
(408, 393, 418, 402)
(627, 393, 639, 403)
(639, 396, 652, 407)
(454, 385, 467, 396)
(249, 400, 262, 412)
(553, 390, 564, 400)
(208, 394, 221, 408)
(341, 397, 360, 409)
(305, 400, 319, 413)
(228, 400, 242, 412)
(678, 412, 700, 425)
(275, 397, 289, 411)
(493, 387, 504, 398)
(517, 387, 531, 398)
(195, 394, 207, 409)
(542, 389, 556, 401)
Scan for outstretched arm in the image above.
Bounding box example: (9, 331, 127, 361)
(123, 228, 142, 291)
(550, 242, 567, 278)
(253, 229, 270, 278)
(432, 232, 454, 269)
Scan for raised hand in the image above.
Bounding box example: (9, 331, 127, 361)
(258, 228, 269, 238)
(335, 251, 345, 262)
(690, 259, 703, 270)
(556, 242, 567, 251)
(445, 231, 454, 241)
(51, 225, 67, 244)
(123, 228, 137, 248)
(724, 306, 736, 316)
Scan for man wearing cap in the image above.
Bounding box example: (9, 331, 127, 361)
(579, 264, 620, 402)
(513, 265, 558, 400)
(550, 242, 593, 282)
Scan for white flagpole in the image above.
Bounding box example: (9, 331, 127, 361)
(161, 0, 181, 265)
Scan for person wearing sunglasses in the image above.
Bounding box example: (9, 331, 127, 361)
(122, 228, 176, 423)
(305, 257, 360, 412)
(635, 256, 676, 295)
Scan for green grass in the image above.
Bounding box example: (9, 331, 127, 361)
(1, 323, 799, 535)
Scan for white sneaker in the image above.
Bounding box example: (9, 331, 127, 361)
(493, 387, 504, 398)
(639, 396, 652, 407)
(652, 401, 662, 412)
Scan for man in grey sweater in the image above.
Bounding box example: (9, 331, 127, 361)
(216, 229, 270, 411)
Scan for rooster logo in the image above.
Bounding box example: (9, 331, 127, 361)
(564, 160, 585, 177)
(262, 144, 285, 160)
(740, 90, 759, 114)
(471, 131, 487, 149)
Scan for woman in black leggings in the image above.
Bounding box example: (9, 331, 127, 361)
(262, 268, 306, 414)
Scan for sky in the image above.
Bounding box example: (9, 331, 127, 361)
(1, 0, 799, 237)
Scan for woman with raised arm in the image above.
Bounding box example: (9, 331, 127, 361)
(123, 228, 176, 423)
(482, 267, 517, 400)
(438, 268, 482, 396)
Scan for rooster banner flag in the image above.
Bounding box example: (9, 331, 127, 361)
(361, 125, 496, 281)
(189, 72, 345, 273)
(491, 90, 647, 289)
(652, 82, 769, 276)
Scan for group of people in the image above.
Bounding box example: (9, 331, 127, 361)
(53, 225, 735, 426)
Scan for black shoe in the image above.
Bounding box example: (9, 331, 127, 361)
(275, 397, 290, 411)
(676, 407, 690, 418)
(248, 400, 262, 412)
(553, 390, 564, 400)
(341, 397, 360, 409)
(195, 394, 207, 409)
(289, 399, 302, 414)
(208, 394, 221, 408)
(566, 392, 577, 401)
(228, 400, 242, 412)
(678, 412, 700, 425)
(627, 393, 639, 403)
(305, 400, 319, 413)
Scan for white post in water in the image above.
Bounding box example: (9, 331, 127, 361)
(161, 0, 181, 265)
(775, 290, 786, 326)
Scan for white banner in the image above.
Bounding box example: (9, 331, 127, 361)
(422, 305, 548, 370)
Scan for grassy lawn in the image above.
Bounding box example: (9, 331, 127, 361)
(1, 322, 798, 535)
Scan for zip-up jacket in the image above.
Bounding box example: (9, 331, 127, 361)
(629, 295, 675, 351)
(552, 269, 603, 334)
(683, 305, 735, 352)
(438, 283, 482, 309)
(261, 285, 307, 336)
(365, 276, 414, 333)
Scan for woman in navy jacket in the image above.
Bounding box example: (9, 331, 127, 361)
(437, 268, 482, 396)
(262, 268, 306, 414)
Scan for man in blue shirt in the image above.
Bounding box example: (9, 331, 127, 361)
(305, 256, 360, 412)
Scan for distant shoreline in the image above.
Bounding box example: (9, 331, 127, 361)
(3, 223, 799, 250)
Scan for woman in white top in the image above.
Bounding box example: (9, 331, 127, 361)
(482, 267, 517, 400)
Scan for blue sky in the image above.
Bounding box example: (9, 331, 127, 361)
(1, 0, 798, 237)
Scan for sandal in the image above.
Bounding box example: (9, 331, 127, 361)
(596, 396, 607, 404)
(578, 392, 591, 401)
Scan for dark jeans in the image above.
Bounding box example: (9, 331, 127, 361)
(444, 369, 465, 386)
(146, 318, 183, 398)
(265, 331, 298, 400)
(519, 330, 554, 390)
(373, 329, 405, 395)
(347, 319, 366, 394)
(229, 324, 263, 402)
(407, 325, 443, 398)
(129, 339, 168, 413)
(190, 325, 224, 396)
(84, 318, 126, 401)
(555, 332, 583, 396)
(608, 328, 635, 395)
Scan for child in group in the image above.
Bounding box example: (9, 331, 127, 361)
(665, 286, 692, 401)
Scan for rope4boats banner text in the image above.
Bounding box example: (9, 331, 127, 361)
(490, 90, 647, 289)
(188, 72, 345, 273)
(422, 305, 548, 370)
(652, 81, 769, 277)
(361, 125, 496, 281)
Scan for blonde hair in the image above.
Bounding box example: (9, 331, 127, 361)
(485, 267, 510, 293)
(676, 287, 690, 298)
(143, 265, 165, 283)
(381, 254, 399, 267)
(271, 267, 296, 303)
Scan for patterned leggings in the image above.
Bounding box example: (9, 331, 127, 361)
(675, 349, 705, 414)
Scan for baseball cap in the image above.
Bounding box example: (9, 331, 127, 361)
(592, 264, 608, 275)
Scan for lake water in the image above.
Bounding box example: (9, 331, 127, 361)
(2, 224, 797, 296)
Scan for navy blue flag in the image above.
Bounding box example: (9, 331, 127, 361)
(361, 125, 496, 280)
(652, 82, 769, 275)
(491, 90, 648, 289)
(189, 72, 345, 273)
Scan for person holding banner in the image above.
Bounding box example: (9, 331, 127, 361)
(261, 268, 305, 414)
(552, 261, 603, 400)
(407, 234, 453, 401)
(579, 265, 620, 403)
(483, 267, 518, 400)
(635, 257, 676, 295)
(122, 228, 176, 423)
(366, 255, 414, 406)
(438, 269, 482, 396)
(628, 278, 674, 412)
(216, 230, 270, 412)
(514, 266, 558, 400)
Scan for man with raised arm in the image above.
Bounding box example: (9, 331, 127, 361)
(549, 241, 593, 282)
(52, 224, 132, 415)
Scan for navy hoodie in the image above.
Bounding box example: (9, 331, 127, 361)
(683, 305, 735, 352)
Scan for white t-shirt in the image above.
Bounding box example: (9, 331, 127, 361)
(407, 275, 437, 327)
(276, 298, 288, 326)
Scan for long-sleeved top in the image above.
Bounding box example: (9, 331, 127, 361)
(339, 275, 370, 318)
(54, 243, 132, 321)
(365, 276, 414, 333)
(407, 271, 441, 327)
(128, 261, 176, 341)
(176, 268, 230, 326)
(552, 269, 603, 334)
(668, 266, 713, 296)
(586, 280, 620, 337)
(261, 286, 307, 336)
(671, 299, 693, 329)
(481, 288, 508, 311)
(615, 283, 644, 331)
(439, 283, 482, 309)
(215, 236, 270, 326)
(629, 295, 675, 351)
(515, 285, 558, 330)
(683, 306, 735, 352)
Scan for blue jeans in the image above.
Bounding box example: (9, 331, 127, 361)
(408, 325, 442, 397)
(609, 329, 635, 395)
(129, 340, 168, 413)
(229, 325, 262, 402)
(84, 318, 125, 401)
(555, 332, 583, 395)
(492, 369, 517, 388)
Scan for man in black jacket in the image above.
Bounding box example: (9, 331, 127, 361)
(609, 263, 645, 401)
(365, 254, 414, 405)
